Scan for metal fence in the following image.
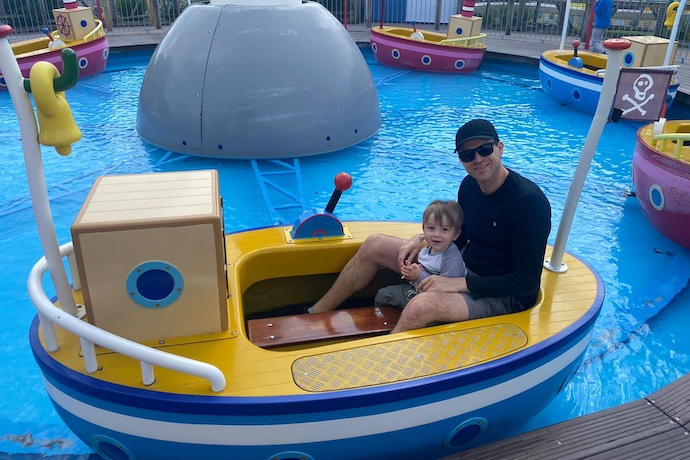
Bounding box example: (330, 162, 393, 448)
(0, 0, 196, 36)
(368, 0, 689, 55)
(2, 0, 689, 60)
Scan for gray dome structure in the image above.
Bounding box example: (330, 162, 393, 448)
(136, 0, 381, 159)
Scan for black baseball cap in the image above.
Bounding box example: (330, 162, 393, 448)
(454, 119, 499, 152)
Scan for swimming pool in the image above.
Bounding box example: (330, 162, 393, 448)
(1, 49, 689, 457)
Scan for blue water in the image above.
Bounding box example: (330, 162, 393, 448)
(1, 48, 689, 457)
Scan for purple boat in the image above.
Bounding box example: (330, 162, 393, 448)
(0, 20, 108, 89)
(370, 26, 486, 73)
(633, 120, 690, 248)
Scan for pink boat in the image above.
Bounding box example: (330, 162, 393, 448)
(370, 26, 486, 73)
(0, 20, 108, 89)
(633, 121, 690, 248)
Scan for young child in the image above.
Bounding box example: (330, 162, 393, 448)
(374, 199, 467, 308)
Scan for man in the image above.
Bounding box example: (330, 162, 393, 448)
(309, 119, 551, 333)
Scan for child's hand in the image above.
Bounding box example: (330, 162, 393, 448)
(401, 261, 422, 281)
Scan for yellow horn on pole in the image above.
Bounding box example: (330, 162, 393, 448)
(665, 2, 680, 31)
(29, 61, 82, 156)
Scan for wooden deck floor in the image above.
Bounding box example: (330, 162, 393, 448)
(443, 372, 690, 459)
(106, 25, 690, 459)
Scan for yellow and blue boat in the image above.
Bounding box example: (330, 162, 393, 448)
(29, 211, 603, 460)
(539, 39, 679, 113)
(539, 1, 683, 113)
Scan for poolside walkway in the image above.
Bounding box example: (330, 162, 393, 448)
(106, 24, 690, 99)
(106, 25, 690, 460)
(443, 373, 690, 459)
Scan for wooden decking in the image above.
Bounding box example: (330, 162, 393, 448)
(442, 372, 690, 459)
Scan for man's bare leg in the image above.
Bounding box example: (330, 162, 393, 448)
(391, 292, 470, 333)
(309, 234, 404, 313)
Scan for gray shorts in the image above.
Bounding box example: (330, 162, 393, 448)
(376, 283, 519, 320)
(462, 293, 518, 320)
(374, 283, 417, 308)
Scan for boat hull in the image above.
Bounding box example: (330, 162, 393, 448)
(0, 34, 108, 89)
(32, 311, 597, 459)
(29, 220, 604, 459)
(538, 51, 679, 113)
(370, 28, 485, 73)
(633, 123, 690, 248)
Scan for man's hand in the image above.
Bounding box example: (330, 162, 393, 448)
(417, 275, 468, 293)
(397, 234, 426, 268)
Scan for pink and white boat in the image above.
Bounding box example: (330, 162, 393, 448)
(370, 26, 486, 73)
(0, 19, 108, 89)
(633, 120, 690, 248)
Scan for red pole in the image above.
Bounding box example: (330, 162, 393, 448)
(380, 0, 384, 28)
(342, 0, 348, 29)
(95, 0, 104, 23)
(585, 6, 595, 50)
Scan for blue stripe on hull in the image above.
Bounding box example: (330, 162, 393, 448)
(539, 58, 601, 113)
(33, 325, 595, 459)
(31, 309, 597, 422)
(46, 353, 585, 460)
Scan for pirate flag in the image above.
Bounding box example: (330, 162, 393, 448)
(611, 68, 674, 122)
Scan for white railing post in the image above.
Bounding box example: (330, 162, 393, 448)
(141, 362, 155, 385)
(38, 313, 59, 352)
(80, 338, 99, 373)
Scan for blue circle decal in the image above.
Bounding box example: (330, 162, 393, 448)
(127, 261, 184, 308)
(91, 435, 136, 460)
(443, 417, 488, 449)
(623, 51, 635, 67)
(266, 452, 314, 460)
(649, 184, 664, 211)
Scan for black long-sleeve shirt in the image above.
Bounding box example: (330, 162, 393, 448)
(456, 169, 552, 311)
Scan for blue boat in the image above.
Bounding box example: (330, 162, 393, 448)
(539, 40, 680, 113)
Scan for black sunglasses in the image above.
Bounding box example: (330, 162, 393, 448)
(457, 141, 496, 163)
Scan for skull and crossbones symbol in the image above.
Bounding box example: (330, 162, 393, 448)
(621, 74, 655, 116)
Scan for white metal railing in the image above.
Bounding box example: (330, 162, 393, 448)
(28, 242, 226, 392)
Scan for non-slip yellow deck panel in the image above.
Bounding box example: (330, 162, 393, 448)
(293, 324, 527, 392)
(42, 222, 600, 398)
